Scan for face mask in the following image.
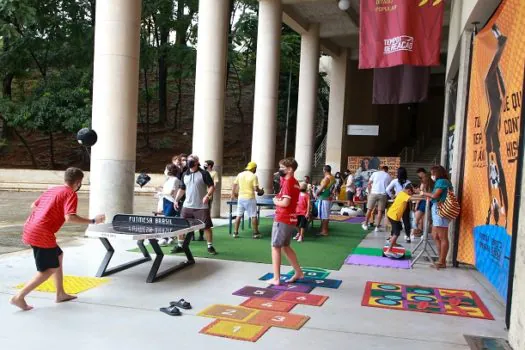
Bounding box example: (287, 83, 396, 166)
(278, 169, 287, 177)
(431, 175, 436, 181)
(164, 168, 169, 176)
(188, 160, 196, 169)
(300, 189, 306, 193)
(76, 184, 82, 192)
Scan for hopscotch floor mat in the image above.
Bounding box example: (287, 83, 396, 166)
(361, 281, 495, 320)
(198, 266, 333, 342)
(15, 275, 109, 294)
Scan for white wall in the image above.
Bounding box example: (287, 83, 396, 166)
(446, 0, 501, 80)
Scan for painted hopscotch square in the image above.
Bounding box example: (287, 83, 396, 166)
(15, 275, 109, 294)
(259, 273, 342, 289)
(197, 304, 259, 322)
(268, 283, 314, 293)
(200, 319, 269, 342)
(259, 273, 291, 281)
(275, 291, 328, 306)
(286, 267, 330, 279)
(233, 286, 282, 299)
(240, 298, 296, 312)
(361, 281, 494, 320)
(246, 310, 310, 330)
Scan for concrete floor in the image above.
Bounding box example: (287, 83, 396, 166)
(0, 228, 508, 350)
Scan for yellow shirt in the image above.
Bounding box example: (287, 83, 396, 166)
(234, 171, 259, 199)
(387, 191, 411, 222)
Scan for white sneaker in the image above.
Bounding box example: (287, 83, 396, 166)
(167, 238, 174, 245)
(374, 226, 381, 233)
(361, 223, 368, 231)
(158, 238, 168, 246)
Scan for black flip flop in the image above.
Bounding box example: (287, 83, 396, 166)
(160, 305, 181, 316)
(170, 298, 192, 310)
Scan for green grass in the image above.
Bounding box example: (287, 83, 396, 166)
(130, 218, 367, 270)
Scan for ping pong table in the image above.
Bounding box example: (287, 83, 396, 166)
(85, 214, 205, 283)
(227, 197, 275, 235)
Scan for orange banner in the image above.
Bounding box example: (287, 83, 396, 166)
(458, 0, 525, 299)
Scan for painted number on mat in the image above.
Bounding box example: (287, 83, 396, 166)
(262, 302, 273, 308)
(315, 280, 324, 284)
(222, 309, 237, 316)
(271, 316, 286, 322)
(254, 290, 266, 295)
(232, 326, 242, 333)
(296, 296, 307, 301)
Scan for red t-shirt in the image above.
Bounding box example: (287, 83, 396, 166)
(275, 176, 300, 225)
(23, 185, 78, 248)
(296, 192, 310, 216)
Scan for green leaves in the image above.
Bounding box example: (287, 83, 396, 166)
(0, 68, 91, 133)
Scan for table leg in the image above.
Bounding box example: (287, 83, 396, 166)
(96, 238, 151, 278)
(146, 232, 195, 283)
(229, 202, 233, 235)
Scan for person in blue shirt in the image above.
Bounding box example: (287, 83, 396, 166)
(421, 165, 452, 269)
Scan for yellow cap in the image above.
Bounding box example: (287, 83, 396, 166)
(245, 161, 257, 171)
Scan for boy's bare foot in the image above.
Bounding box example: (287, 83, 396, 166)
(56, 294, 77, 303)
(268, 278, 281, 286)
(285, 272, 304, 283)
(9, 295, 33, 311)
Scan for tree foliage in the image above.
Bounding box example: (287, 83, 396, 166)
(0, 0, 328, 169)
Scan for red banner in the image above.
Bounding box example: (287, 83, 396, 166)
(359, 0, 445, 69)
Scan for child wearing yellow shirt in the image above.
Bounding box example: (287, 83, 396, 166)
(386, 184, 415, 254)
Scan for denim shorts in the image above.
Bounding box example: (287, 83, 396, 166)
(431, 203, 450, 228)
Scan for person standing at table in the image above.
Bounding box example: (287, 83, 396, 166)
(173, 155, 217, 255)
(362, 166, 392, 232)
(386, 167, 412, 243)
(231, 161, 264, 239)
(421, 165, 453, 269)
(10, 168, 105, 311)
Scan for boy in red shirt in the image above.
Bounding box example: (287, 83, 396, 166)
(294, 182, 311, 243)
(10, 168, 105, 311)
(269, 158, 304, 286)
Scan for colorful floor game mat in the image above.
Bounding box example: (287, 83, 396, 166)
(198, 267, 338, 342)
(351, 246, 412, 258)
(345, 255, 411, 269)
(15, 275, 109, 294)
(361, 281, 494, 320)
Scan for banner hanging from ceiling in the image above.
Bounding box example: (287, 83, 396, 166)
(359, 0, 445, 69)
(458, 0, 525, 300)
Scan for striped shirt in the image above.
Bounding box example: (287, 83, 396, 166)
(23, 185, 78, 248)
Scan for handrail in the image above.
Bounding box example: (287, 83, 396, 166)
(314, 135, 327, 167)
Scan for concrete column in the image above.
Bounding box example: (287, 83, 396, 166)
(192, 0, 230, 218)
(440, 81, 454, 166)
(448, 29, 473, 262)
(325, 49, 350, 173)
(510, 153, 525, 349)
(251, 0, 282, 191)
(294, 24, 320, 179)
(89, 0, 142, 220)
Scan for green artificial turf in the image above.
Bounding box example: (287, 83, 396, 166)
(130, 218, 367, 270)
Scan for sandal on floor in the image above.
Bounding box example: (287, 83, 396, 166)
(160, 305, 181, 316)
(170, 298, 192, 310)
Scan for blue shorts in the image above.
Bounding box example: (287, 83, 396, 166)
(163, 198, 179, 217)
(431, 203, 450, 228)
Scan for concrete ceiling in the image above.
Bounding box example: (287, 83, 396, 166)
(282, 0, 451, 57)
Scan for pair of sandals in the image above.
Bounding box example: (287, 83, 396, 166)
(159, 299, 192, 316)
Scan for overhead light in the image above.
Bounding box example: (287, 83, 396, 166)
(338, 0, 351, 11)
